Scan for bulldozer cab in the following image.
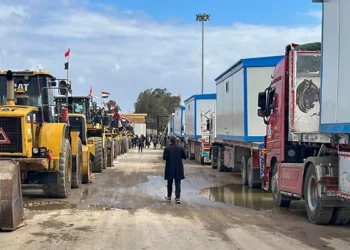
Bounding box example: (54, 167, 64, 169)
(55, 96, 110, 138)
(0, 70, 68, 123)
(55, 96, 92, 123)
(54, 96, 92, 144)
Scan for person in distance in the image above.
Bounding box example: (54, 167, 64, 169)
(163, 136, 187, 204)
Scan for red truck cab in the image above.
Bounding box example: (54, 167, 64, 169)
(257, 43, 350, 225)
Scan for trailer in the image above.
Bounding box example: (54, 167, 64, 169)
(184, 94, 216, 164)
(209, 55, 283, 187)
(168, 113, 175, 136)
(255, 0, 350, 225)
(173, 106, 185, 139)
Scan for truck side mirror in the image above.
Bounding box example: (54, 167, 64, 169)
(206, 119, 211, 131)
(257, 109, 265, 117)
(58, 80, 67, 95)
(258, 92, 266, 109)
(181, 125, 184, 132)
(170, 128, 173, 132)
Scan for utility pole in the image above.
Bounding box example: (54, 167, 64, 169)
(196, 13, 210, 94)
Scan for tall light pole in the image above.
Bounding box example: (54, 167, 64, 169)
(196, 13, 210, 94)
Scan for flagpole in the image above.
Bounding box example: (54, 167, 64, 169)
(66, 56, 69, 82)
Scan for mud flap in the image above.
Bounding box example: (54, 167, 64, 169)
(0, 160, 24, 231)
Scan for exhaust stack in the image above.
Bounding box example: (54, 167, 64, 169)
(6, 70, 15, 106)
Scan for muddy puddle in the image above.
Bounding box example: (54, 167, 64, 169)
(201, 184, 307, 217)
(24, 201, 77, 211)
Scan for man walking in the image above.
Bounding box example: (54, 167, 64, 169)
(163, 136, 187, 204)
(138, 137, 144, 153)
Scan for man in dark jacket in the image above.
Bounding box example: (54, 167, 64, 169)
(163, 136, 187, 204)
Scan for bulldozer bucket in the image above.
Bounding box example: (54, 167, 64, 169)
(0, 160, 24, 231)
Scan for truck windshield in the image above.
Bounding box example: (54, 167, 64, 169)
(296, 53, 321, 75)
(72, 100, 87, 115)
(0, 94, 42, 106)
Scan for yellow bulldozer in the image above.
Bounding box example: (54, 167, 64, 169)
(54, 96, 109, 172)
(0, 70, 82, 198)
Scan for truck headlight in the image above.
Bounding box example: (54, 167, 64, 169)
(32, 148, 39, 154)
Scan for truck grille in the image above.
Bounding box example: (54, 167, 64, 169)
(0, 117, 22, 153)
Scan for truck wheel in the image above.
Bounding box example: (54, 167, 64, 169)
(91, 137, 103, 173)
(107, 140, 114, 168)
(241, 156, 249, 185)
(247, 157, 260, 188)
(194, 144, 198, 163)
(271, 162, 291, 207)
(82, 159, 92, 183)
(71, 138, 83, 188)
(103, 138, 107, 169)
(217, 148, 224, 172)
(118, 140, 121, 155)
(43, 139, 72, 198)
(113, 139, 118, 159)
(304, 163, 334, 224)
(331, 207, 350, 225)
(211, 146, 217, 169)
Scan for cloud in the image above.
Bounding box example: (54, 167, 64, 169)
(0, 1, 322, 111)
(303, 10, 322, 19)
(114, 63, 121, 72)
(77, 76, 86, 84)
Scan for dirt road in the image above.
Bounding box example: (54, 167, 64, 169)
(0, 149, 349, 250)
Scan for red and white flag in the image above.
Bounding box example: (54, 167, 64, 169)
(110, 104, 116, 110)
(88, 87, 92, 97)
(101, 91, 110, 98)
(102, 101, 106, 107)
(65, 48, 70, 58)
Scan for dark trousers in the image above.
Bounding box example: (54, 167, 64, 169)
(138, 145, 143, 152)
(167, 179, 181, 199)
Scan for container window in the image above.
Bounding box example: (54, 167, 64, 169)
(225, 81, 229, 92)
(188, 104, 190, 110)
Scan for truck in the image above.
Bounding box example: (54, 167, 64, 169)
(184, 94, 216, 164)
(173, 106, 185, 141)
(209, 56, 284, 188)
(255, 0, 350, 225)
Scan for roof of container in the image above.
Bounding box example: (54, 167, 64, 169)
(175, 106, 185, 110)
(214, 55, 284, 82)
(184, 93, 216, 104)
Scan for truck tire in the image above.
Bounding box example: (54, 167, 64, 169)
(211, 146, 218, 169)
(103, 138, 107, 169)
(107, 138, 114, 167)
(247, 157, 260, 188)
(43, 139, 72, 198)
(271, 162, 291, 207)
(304, 163, 334, 224)
(71, 138, 83, 188)
(241, 156, 249, 185)
(113, 139, 118, 159)
(217, 148, 225, 172)
(82, 159, 92, 183)
(91, 137, 103, 173)
(331, 207, 350, 225)
(117, 140, 121, 155)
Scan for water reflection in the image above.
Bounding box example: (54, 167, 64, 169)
(201, 184, 307, 218)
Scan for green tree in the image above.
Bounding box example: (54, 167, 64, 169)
(107, 99, 121, 111)
(134, 88, 180, 130)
